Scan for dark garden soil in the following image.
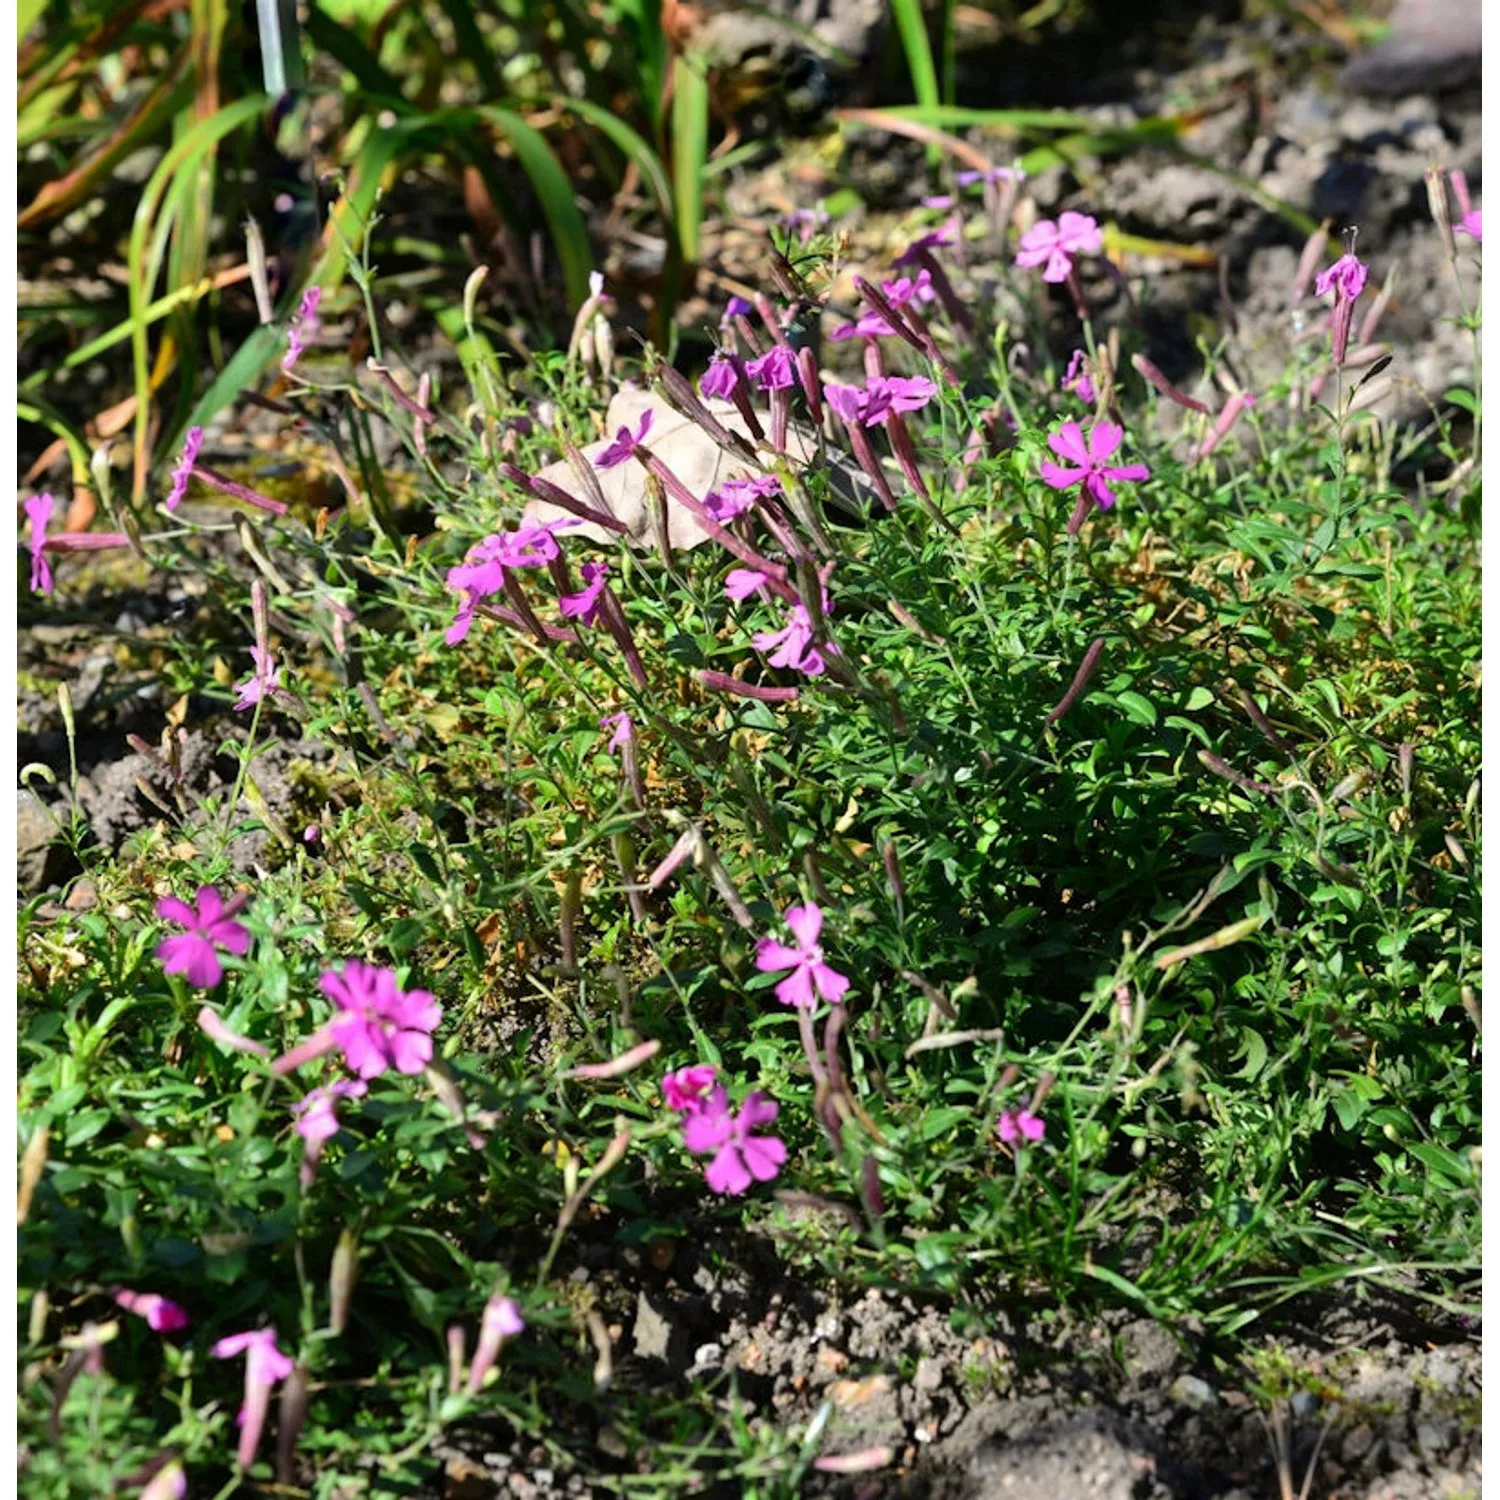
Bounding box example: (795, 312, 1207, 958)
(16, 4, 1481, 1497)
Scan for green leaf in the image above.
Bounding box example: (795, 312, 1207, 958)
(1115, 691, 1157, 728)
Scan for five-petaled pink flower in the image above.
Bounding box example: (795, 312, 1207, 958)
(466, 1293, 525, 1394)
(595, 410, 653, 470)
(997, 1108, 1045, 1145)
(1015, 212, 1103, 283)
(166, 427, 203, 512)
(1039, 421, 1150, 516)
(233, 645, 281, 712)
(212, 1327, 294, 1469)
(745, 346, 796, 391)
(445, 522, 571, 644)
(293, 1080, 368, 1147)
(156, 886, 252, 988)
(830, 271, 936, 340)
(705, 474, 779, 521)
(825, 376, 937, 428)
(600, 711, 633, 752)
(724, 566, 772, 601)
(24, 492, 54, 596)
(681, 1089, 787, 1196)
(559, 562, 609, 625)
(1062, 349, 1096, 406)
(755, 902, 850, 1009)
(1313, 252, 1368, 303)
(752, 601, 837, 678)
(662, 1064, 717, 1113)
(114, 1290, 191, 1333)
(320, 962, 442, 1079)
(700, 352, 741, 400)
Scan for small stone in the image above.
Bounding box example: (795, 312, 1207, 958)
(631, 1291, 671, 1361)
(1291, 1391, 1318, 1418)
(18, 789, 66, 894)
(914, 1356, 944, 1393)
(1168, 1375, 1217, 1410)
(691, 1342, 724, 1373)
(1415, 1421, 1454, 1455)
(1341, 1424, 1375, 1462)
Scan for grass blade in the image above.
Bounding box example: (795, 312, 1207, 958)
(889, 0, 940, 162)
(669, 55, 709, 270)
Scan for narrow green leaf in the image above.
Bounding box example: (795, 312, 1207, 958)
(670, 58, 709, 268)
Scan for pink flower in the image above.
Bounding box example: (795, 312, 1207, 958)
(700, 352, 741, 399)
(595, 409, 653, 470)
(755, 902, 850, 1009)
(466, 1293, 524, 1394)
(745, 346, 796, 391)
(752, 602, 837, 677)
(1314, 251, 1369, 367)
(1062, 349, 1096, 406)
(155, 886, 252, 989)
(1015, 212, 1102, 283)
(24, 492, 54, 595)
(559, 562, 609, 625)
(1458, 210, 1482, 241)
(139, 1462, 187, 1500)
(166, 426, 203, 511)
(829, 271, 936, 340)
(233, 644, 281, 711)
(212, 1327, 294, 1469)
(282, 285, 322, 373)
(681, 1088, 786, 1195)
(1313, 252, 1368, 302)
(114, 1290, 190, 1333)
(997, 1108, 1045, 1145)
(704, 474, 779, 521)
(292, 1079, 368, 1147)
(662, 1064, 718, 1113)
(724, 566, 772, 601)
(892, 219, 956, 269)
(445, 523, 570, 644)
(825, 376, 937, 428)
(320, 962, 442, 1079)
(720, 295, 753, 328)
(600, 711, 633, 753)
(1039, 420, 1150, 515)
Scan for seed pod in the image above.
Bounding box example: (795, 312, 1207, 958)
(329, 1229, 358, 1335)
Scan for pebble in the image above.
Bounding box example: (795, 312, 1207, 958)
(914, 1356, 944, 1393)
(1168, 1375, 1218, 1410)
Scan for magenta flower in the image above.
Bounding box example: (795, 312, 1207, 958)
(595, 409, 653, 470)
(212, 1327, 294, 1469)
(466, 1293, 525, 1394)
(720, 295, 754, 328)
(752, 602, 837, 677)
(826, 375, 937, 428)
(24, 492, 54, 595)
(1458, 210, 1482, 241)
(292, 1079, 367, 1147)
(166, 426, 204, 512)
(600, 711, 634, 753)
(1015, 211, 1102, 283)
(321, 962, 442, 1079)
(705, 474, 780, 521)
(755, 902, 850, 1009)
(1314, 251, 1369, 367)
(1062, 349, 1096, 406)
(156, 886, 252, 988)
(1039, 420, 1149, 517)
(892, 219, 956, 269)
(1313, 252, 1369, 302)
(559, 562, 609, 625)
(662, 1063, 718, 1113)
(233, 644, 281, 712)
(997, 1108, 1045, 1145)
(445, 523, 570, 644)
(724, 566, 773, 601)
(682, 1089, 786, 1196)
(700, 351, 741, 400)
(829, 271, 936, 340)
(745, 346, 796, 392)
(282, 285, 322, 373)
(114, 1290, 190, 1333)
(292, 1079, 367, 1187)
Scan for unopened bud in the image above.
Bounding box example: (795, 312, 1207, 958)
(1292, 222, 1330, 305)
(1425, 165, 1457, 260)
(276, 1362, 310, 1484)
(328, 1229, 358, 1334)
